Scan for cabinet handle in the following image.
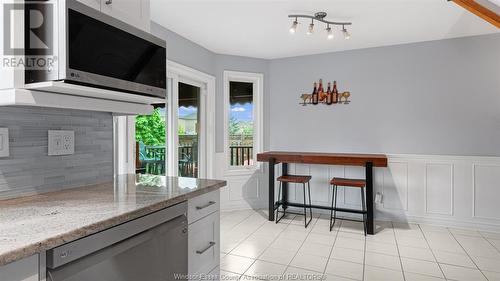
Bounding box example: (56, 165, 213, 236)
(105, 0, 112, 4)
(196, 201, 216, 210)
(196, 241, 216, 254)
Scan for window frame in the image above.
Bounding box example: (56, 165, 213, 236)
(223, 70, 264, 175)
(167, 60, 216, 178)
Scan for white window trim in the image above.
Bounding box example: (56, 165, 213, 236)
(223, 70, 264, 176)
(167, 60, 216, 179)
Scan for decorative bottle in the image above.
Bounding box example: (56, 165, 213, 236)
(311, 82, 319, 105)
(326, 82, 333, 105)
(317, 79, 325, 102)
(332, 81, 339, 104)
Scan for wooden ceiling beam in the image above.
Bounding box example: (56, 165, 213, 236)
(450, 0, 500, 28)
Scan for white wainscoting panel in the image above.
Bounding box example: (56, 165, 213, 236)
(215, 153, 267, 210)
(217, 153, 500, 232)
(382, 162, 408, 211)
(473, 164, 500, 220)
(425, 163, 454, 216)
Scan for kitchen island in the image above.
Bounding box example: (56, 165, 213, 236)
(0, 174, 226, 280)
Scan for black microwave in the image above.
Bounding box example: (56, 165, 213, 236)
(24, 0, 166, 98)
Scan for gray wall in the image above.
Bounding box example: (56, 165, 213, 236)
(269, 33, 500, 156)
(151, 22, 271, 153)
(214, 54, 270, 152)
(151, 22, 216, 76)
(155, 24, 500, 156)
(0, 107, 113, 199)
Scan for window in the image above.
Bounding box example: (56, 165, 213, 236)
(224, 71, 263, 172)
(177, 82, 201, 178)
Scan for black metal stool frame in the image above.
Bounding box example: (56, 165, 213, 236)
(275, 180, 313, 228)
(330, 184, 368, 235)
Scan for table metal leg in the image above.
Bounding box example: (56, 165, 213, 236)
(268, 157, 276, 221)
(282, 163, 288, 210)
(365, 162, 374, 235)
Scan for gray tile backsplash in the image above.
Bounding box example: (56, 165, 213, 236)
(0, 107, 113, 199)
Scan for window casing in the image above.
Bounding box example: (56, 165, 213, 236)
(223, 71, 263, 174)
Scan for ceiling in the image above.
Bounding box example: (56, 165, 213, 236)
(150, 0, 500, 59)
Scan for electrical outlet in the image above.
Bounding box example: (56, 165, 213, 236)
(48, 130, 74, 156)
(0, 128, 9, 157)
(375, 192, 383, 204)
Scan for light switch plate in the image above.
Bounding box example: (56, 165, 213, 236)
(48, 130, 74, 156)
(0, 128, 9, 157)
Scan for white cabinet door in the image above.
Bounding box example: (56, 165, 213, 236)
(0, 255, 39, 281)
(77, 0, 101, 10)
(188, 211, 220, 278)
(101, 0, 150, 31)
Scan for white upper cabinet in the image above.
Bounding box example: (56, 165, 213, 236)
(76, 0, 151, 32)
(101, 0, 151, 32)
(76, 0, 101, 10)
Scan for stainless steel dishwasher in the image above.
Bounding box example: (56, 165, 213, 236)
(46, 202, 188, 281)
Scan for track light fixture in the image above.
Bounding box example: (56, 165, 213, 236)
(288, 12, 352, 40)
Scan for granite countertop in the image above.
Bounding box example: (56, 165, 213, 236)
(0, 174, 226, 266)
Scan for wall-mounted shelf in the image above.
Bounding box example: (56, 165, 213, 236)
(0, 88, 155, 115)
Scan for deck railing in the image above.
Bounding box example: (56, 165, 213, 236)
(230, 146, 253, 166)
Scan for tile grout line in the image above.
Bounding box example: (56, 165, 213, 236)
(240, 212, 309, 279)
(239, 214, 294, 278)
(417, 225, 449, 280)
(448, 230, 490, 281)
(478, 231, 500, 281)
(282, 215, 321, 274)
(321, 217, 342, 278)
(391, 221, 408, 281)
(221, 211, 279, 277)
(479, 231, 500, 254)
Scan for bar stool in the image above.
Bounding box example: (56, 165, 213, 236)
(276, 175, 313, 228)
(330, 177, 367, 235)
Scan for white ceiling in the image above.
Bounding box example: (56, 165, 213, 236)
(150, 0, 500, 59)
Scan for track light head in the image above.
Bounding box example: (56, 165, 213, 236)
(307, 20, 314, 35)
(326, 25, 333, 40)
(342, 26, 350, 40)
(289, 19, 298, 34)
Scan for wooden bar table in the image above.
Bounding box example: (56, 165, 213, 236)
(257, 151, 388, 235)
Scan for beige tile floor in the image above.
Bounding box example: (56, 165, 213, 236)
(218, 209, 500, 281)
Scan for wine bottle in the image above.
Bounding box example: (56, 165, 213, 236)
(326, 82, 333, 105)
(318, 79, 325, 102)
(311, 82, 319, 105)
(332, 81, 338, 104)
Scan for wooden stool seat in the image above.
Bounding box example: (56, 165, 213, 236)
(330, 177, 366, 188)
(330, 177, 367, 235)
(275, 175, 313, 228)
(277, 175, 312, 184)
